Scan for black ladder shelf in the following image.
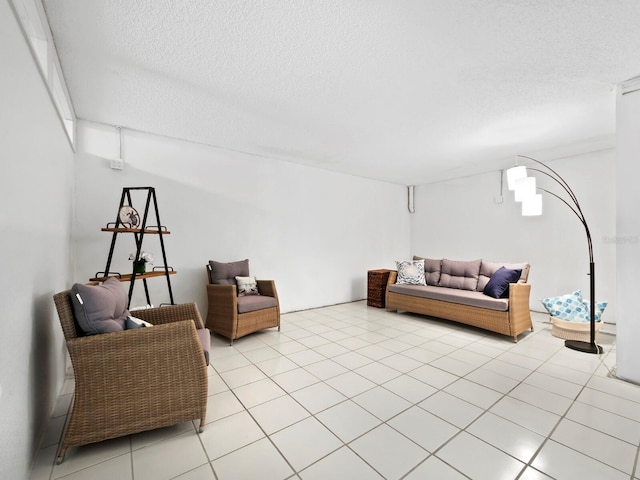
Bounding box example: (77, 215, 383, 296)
(91, 187, 175, 308)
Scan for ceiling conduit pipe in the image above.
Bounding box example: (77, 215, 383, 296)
(407, 185, 415, 213)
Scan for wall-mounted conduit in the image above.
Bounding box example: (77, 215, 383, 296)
(408, 185, 415, 213)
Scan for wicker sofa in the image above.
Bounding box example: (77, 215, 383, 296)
(385, 257, 533, 342)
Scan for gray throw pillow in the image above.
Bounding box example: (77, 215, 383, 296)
(70, 277, 129, 335)
(209, 259, 250, 285)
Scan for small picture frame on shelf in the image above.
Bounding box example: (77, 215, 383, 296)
(118, 205, 140, 228)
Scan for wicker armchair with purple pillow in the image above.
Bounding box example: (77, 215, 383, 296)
(52, 281, 209, 464)
(206, 259, 280, 345)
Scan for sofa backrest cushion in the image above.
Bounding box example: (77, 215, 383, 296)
(209, 259, 250, 285)
(413, 256, 442, 286)
(477, 260, 530, 291)
(438, 259, 482, 291)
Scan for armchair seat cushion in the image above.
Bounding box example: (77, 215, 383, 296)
(237, 295, 278, 314)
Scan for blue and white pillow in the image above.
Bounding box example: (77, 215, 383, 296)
(126, 316, 153, 329)
(541, 291, 584, 320)
(541, 290, 606, 322)
(571, 300, 607, 323)
(395, 260, 426, 285)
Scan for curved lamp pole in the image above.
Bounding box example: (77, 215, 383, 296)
(507, 155, 602, 354)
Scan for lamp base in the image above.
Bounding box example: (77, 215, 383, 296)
(564, 339, 603, 354)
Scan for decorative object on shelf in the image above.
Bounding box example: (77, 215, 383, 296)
(507, 155, 602, 354)
(129, 251, 153, 274)
(118, 205, 140, 228)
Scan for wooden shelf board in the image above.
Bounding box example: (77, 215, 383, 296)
(101, 227, 171, 234)
(90, 270, 176, 282)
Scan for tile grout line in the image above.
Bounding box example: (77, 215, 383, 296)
(511, 340, 633, 479)
(174, 311, 621, 479)
(36, 305, 635, 480)
(237, 327, 393, 478)
(396, 318, 621, 479)
(214, 312, 438, 478)
(210, 352, 299, 477)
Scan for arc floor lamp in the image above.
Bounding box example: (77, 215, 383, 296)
(507, 155, 602, 354)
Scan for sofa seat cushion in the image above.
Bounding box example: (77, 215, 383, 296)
(388, 284, 509, 312)
(237, 295, 278, 314)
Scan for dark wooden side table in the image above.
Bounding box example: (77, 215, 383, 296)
(367, 269, 394, 308)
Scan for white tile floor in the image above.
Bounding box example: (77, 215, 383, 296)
(29, 301, 640, 480)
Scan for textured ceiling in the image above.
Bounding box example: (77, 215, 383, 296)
(43, 0, 640, 185)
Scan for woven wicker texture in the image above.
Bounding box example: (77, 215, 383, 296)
(205, 266, 280, 345)
(367, 269, 393, 308)
(385, 271, 533, 342)
(550, 316, 602, 342)
(53, 291, 208, 463)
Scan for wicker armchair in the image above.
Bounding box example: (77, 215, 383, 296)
(52, 290, 208, 464)
(205, 263, 280, 345)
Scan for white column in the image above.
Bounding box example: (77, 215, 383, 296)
(615, 79, 640, 384)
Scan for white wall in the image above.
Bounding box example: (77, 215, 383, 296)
(411, 150, 617, 321)
(0, 3, 74, 479)
(616, 85, 640, 384)
(73, 121, 410, 316)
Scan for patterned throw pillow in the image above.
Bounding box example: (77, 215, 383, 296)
(541, 291, 584, 320)
(235, 276, 260, 296)
(126, 316, 154, 329)
(571, 300, 607, 323)
(395, 260, 426, 285)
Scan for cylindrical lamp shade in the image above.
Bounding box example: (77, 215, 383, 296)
(522, 194, 542, 216)
(514, 177, 536, 202)
(506, 166, 527, 191)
